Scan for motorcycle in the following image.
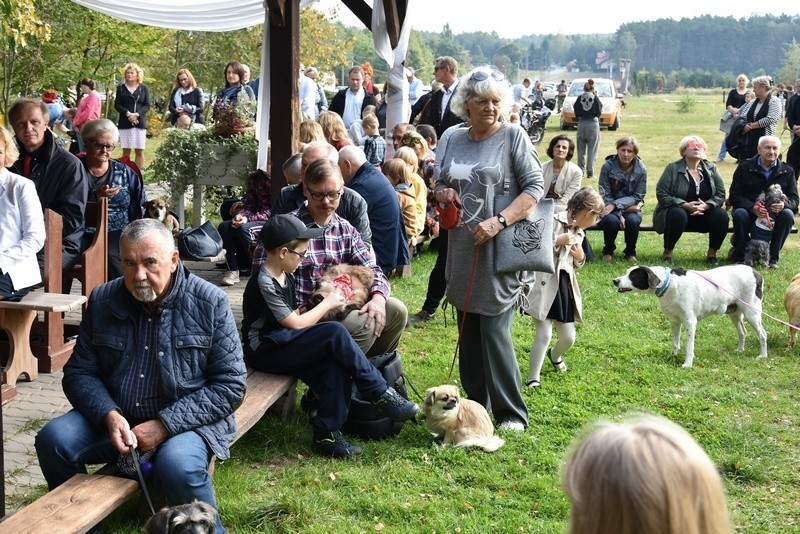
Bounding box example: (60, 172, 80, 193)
(520, 99, 552, 146)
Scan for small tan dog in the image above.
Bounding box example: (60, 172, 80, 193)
(143, 198, 180, 236)
(306, 264, 374, 322)
(422, 385, 504, 452)
(784, 274, 800, 347)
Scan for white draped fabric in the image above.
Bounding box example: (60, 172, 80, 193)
(70, 0, 413, 168)
(372, 1, 413, 158)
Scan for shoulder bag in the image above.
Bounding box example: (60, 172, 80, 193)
(177, 220, 224, 261)
(493, 125, 555, 274)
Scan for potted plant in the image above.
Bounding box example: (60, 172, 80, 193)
(211, 87, 257, 137)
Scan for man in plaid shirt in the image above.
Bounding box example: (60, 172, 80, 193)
(255, 157, 406, 357)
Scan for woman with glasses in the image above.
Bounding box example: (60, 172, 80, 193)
(169, 69, 205, 126)
(434, 66, 544, 433)
(523, 187, 604, 389)
(78, 119, 146, 278)
(653, 135, 728, 264)
(114, 63, 151, 169)
(597, 136, 647, 262)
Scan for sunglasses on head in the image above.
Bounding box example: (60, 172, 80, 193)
(470, 69, 505, 82)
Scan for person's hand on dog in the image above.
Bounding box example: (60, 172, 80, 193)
(132, 419, 170, 452)
(753, 200, 768, 217)
(103, 410, 137, 454)
(320, 291, 345, 310)
(359, 293, 387, 336)
(769, 200, 785, 214)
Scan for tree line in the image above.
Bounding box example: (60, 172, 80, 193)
(4, 3, 800, 118)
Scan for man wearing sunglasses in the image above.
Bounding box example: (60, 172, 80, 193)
(420, 56, 462, 137)
(8, 98, 89, 274)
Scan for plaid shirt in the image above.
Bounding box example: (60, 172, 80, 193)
(255, 206, 389, 306)
(363, 134, 386, 166)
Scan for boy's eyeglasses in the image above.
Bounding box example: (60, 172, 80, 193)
(287, 249, 307, 259)
(470, 69, 505, 82)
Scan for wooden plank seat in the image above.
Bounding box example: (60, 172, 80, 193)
(586, 224, 797, 233)
(0, 292, 87, 404)
(0, 370, 296, 533)
(31, 199, 108, 373)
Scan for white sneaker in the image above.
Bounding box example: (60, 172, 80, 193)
(220, 270, 240, 286)
(497, 420, 525, 432)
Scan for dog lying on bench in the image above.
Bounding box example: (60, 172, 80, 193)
(306, 264, 374, 322)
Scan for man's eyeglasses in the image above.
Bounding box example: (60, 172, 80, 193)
(307, 188, 343, 202)
(470, 68, 505, 83)
(91, 141, 115, 152)
(287, 248, 307, 259)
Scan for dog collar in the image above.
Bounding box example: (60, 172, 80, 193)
(654, 267, 672, 298)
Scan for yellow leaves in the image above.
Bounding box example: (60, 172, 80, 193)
(2, 0, 52, 47)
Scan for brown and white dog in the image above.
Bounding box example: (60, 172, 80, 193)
(784, 274, 800, 348)
(143, 500, 216, 533)
(143, 198, 180, 236)
(613, 265, 768, 368)
(306, 264, 374, 322)
(422, 385, 504, 452)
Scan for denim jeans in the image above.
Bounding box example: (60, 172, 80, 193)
(217, 219, 264, 272)
(35, 410, 225, 533)
(731, 207, 795, 264)
(598, 211, 642, 257)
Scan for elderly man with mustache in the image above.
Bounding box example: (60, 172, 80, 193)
(35, 218, 246, 533)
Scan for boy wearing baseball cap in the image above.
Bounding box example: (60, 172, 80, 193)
(241, 215, 418, 457)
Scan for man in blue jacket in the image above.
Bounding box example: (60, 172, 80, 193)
(35, 219, 247, 533)
(338, 145, 408, 275)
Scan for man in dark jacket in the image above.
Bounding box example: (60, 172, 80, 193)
(729, 135, 799, 268)
(328, 66, 376, 128)
(9, 98, 88, 272)
(338, 145, 408, 275)
(420, 56, 462, 137)
(35, 219, 247, 533)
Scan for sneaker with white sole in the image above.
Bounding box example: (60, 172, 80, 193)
(497, 420, 525, 432)
(220, 270, 239, 286)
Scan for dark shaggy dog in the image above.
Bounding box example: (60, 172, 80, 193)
(143, 500, 216, 533)
(306, 264, 374, 322)
(744, 184, 788, 268)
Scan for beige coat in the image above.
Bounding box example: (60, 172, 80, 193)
(524, 211, 586, 322)
(541, 160, 583, 211)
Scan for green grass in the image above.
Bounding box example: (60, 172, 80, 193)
(103, 93, 800, 532)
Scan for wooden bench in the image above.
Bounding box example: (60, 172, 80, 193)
(586, 224, 797, 234)
(0, 369, 296, 533)
(31, 199, 108, 373)
(0, 292, 87, 403)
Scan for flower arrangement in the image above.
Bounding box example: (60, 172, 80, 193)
(212, 87, 257, 137)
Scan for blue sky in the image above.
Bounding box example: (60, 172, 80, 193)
(311, 0, 799, 39)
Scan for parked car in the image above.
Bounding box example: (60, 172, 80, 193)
(560, 78, 621, 130)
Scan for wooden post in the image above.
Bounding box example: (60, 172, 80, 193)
(267, 0, 300, 194)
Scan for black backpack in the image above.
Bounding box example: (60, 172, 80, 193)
(342, 351, 410, 439)
(725, 116, 750, 159)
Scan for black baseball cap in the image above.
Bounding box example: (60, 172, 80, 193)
(260, 214, 324, 250)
